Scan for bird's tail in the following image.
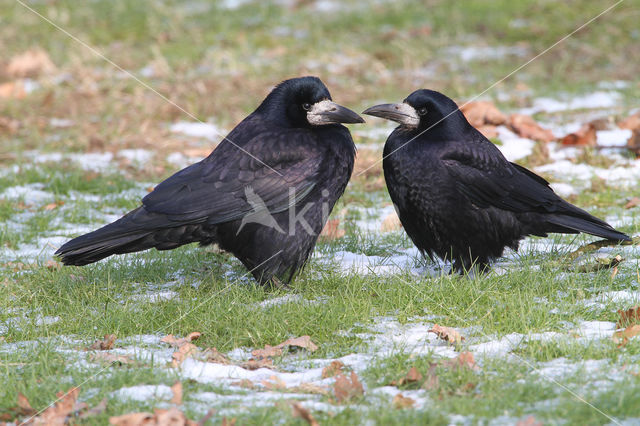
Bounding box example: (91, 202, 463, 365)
(55, 207, 198, 266)
(546, 212, 630, 242)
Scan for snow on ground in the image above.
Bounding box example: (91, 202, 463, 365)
(520, 91, 622, 115)
(169, 121, 223, 141)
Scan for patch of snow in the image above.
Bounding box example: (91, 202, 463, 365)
(549, 182, 578, 198)
(446, 45, 529, 62)
(597, 129, 632, 147)
(255, 294, 304, 308)
(49, 118, 74, 128)
(117, 149, 154, 165)
(1, 184, 55, 205)
(127, 291, 179, 303)
(112, 384, 173, 402)
(496, 127, 535, 161)
(325, 248, 427, 276)
(169, 121, 222, 141)
(521, 91, 621, 114)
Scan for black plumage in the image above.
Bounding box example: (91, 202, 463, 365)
(363, 89, 630, 273)
(56, 76, 364, 286)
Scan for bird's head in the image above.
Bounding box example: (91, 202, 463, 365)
(363, 89, 465, 132)
(257, 76, 364, 128)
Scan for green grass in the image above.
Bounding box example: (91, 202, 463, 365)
(1, 0, 640, 424)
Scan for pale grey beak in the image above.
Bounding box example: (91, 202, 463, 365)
(362, 103, 420, 128)
(307, 100, 365, 125)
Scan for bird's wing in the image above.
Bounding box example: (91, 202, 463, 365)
(441, 143, 568, 214)
(142, 130, 322, 223)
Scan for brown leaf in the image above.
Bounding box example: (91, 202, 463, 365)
(625, 197, 640, 209)
(221, 418, 236, 426)
(561, 123, 597, 147)
(322, 360, 345, 379)
(251, 345, 283, 360)
(320, 218, 345, 240)
(0, 81, 26, 99)
(110, 408, 198, 426)
(508, 114, 555, 143)
(17, 392, 36, 416)
(278, 335, 319, 352)
(628, 129, 640, 157)
(617, 306, 640, 329)
(170, 381, 183, 405)
(390, 366, 423, 386)
(516, 415, 543, 426)
(242, 358, 274, 370)
(37, 387, 80, 425)
(618, 111, 640, 131)
(88, 334, 116, 351)
(333, 371, 364, 403)
(476, 125, 499, 139)
(0, 116, 20, 134)
(231, 379, 256, 389)
(453, 352, 478, 370)
(381, 212, 402, 232)
(171, 342, 198, 367)
(160, 332, 201, 347)
(261, 375, 287, 390)
(43, 201, 65, 211)
(292, 383, 330, 395)
(45, 259, 61, 270)
(392, 393, 415, 409)
(6, 49, 56, 78)
(90, 352, 134, 365)
(202, 347, 231, 365)
(291, 402, 319, 426)
(460, 101, 507, 127)
(613, 324, 640, 347)
(429, 324, 464, 345)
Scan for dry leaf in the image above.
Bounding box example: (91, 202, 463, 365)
(292, 383, 330, 395)
(36, 387, 80, 425)
(618, 111, 640, 131)
(322, 360, 345, 379)
(45, 259, 60, 270)
(476, 125, 499, 139)
(291, 402, 319, 426)
(170, 381, 182, 405)
(617, 306, 640, 328)
(508, 114, 555, 143)
(90, 352, 134, 365)
(242, 358, 274, 370)
(160, 332, 201, 347)
(460, 101, 507, 127)
(109, 412, 154, 426)
(88, 334, 116, 350)
(429, 324, 464, 345)
(171, 342, 198, 367)
(561, 123, 597, 147)
(381, 212, 402, 232)
(0, 81, 26, 99)
(6, 49, 56, 78)
(516, 415, 543, 426)
(391, 366, 423, 386)
(320, 218, 345, 240)
(628, 129, 640, 157)
(625, 197, 640, 209)
(17, 392, 36, 416)
(110, 407, 198, 426)
(392, 393, 415, 409)
(261, 375, 287, 391)
(202, 347, 231, 365)
(251, 345, 283, 360)
(221, 418, 236, 426)
(613, 324, 640, 347)
(333, 371, 364, 403)
(278, 335, 318, 352)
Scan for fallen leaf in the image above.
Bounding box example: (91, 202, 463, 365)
(45, 259, 61, 270)
(320, 218, 345, 240)
(516, 415, 543, 426)
(88, 334, 116, 350)
(0, 81, 26, 99)
(171, 342, 198, 367)
(291, 402, 319, 426)
(429, 324, 464, 345)
(321, 360, 345, 379)
(392, 393, 415, 409)
(261, 375, 288, 391)
(508, 114, 555, 143)
(613, 324, 640, 347)
(221, 418, 236, 426)
(625, 197, 640, 209)
(170, 381, 182, 405)
(617, 306, 640, 328)
(251, 345, 283, 360)
(160, 332, 201, 347)
(109, 407, 198, 426)
(109, 412, 154, 426)
(476, 124, 499, 139)
(6, 48, 56, 78)
(618, 111, 640, 131)
(90, 352, 134, 365)
(390, 366, 423, 386)
(292, 383, 330, 395)
(460, 101, 507, 127)
(36, 387, 80, 425)
(231, 379, 256, 389)
(202, 347, 231, 365)
(333, 371, 364, 403)
(242, 358, 274, 370)
(278, 335, 319, 352)
(17, 392, 36, 416)
(628, 129, 640, 157)
(441, 352, 479, 370)
(381, 211, 402, 232)
(561, 122, 597, 146)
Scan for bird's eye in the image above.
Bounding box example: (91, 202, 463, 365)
(417, 107, 427, 116)
(302, 103, 312, 111)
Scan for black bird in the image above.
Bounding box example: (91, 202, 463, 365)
(363, 90, 630, 273)
(56, 76, 364, 286)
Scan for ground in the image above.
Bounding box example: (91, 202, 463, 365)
(1, 0, 640, 424)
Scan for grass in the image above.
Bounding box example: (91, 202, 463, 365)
(1, 0, 640, 424)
